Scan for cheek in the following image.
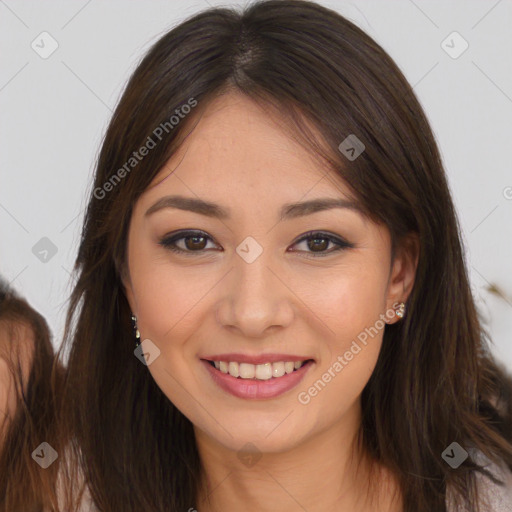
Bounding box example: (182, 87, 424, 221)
(138, 272, 229, 342)
(300, 265, 387, 406)
(298, 312, 384, 426)
(127, 239, 207, 343)
(310, 261, 388, 339)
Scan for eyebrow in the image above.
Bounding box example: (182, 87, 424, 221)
(144, 194, 364, 221)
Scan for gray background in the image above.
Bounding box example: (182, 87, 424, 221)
(1, 0, 511, 369)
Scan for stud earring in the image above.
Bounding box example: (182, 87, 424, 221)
(396, 302, 406, 318)
(131, 314, 141, 348)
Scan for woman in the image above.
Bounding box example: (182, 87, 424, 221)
(56, 1, 512, 511)
(0, 276, 63, 511)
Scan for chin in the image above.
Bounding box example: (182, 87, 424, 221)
(194, 415, 309, 456)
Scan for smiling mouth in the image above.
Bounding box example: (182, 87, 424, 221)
(205, 359, 314, 380)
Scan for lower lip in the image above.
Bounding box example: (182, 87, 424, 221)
(201, 359, 314, 400)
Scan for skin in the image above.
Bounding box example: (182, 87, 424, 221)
(0, 320, 34, 438)
(122, 91, 419, 512)
(0, 355, 14, 435)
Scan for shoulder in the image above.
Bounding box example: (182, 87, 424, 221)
(446, 449, 512, 512)
(76, 484, 98, 512)
(52, 443, 100, 512)
(474, 451, 512, 512)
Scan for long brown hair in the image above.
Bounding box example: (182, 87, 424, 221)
(56, 1, 512, 510)
(0, 276, 63, 511)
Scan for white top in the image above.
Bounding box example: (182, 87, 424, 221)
(446, 450, 512, 511)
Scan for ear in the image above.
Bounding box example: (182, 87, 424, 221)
(385, 232, 419, 324)
(118, 261, 136, 315)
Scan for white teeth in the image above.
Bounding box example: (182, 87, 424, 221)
(272, 361, 285, 378)
(228, 361, 239, 378)
(214, 360, 308, 380)
(239, 363, 255, 379)
(255, 362, 272, 380)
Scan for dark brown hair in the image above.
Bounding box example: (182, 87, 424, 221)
(56, 1, 512, 511)
(0, 276, 64, 511)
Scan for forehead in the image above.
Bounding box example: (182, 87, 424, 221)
(145, 92, 354, 202)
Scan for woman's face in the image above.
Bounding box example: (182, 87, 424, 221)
(0, 321, 34, 434)
(123, 92, 417, 454)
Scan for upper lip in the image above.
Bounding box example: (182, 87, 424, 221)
(201, 353, 314, 365)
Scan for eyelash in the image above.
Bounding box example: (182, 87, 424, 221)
(158, 230, 354, 258)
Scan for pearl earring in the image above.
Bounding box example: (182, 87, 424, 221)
(131, 314, 141, 348)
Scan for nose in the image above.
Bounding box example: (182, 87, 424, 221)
(215, 251, 294, 339)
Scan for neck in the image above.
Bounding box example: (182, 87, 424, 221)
(194, 401, 402, 512)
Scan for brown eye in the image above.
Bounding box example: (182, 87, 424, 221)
(289, 231, 354, 257)
(306, 236, 330, 252)
(183, 235, 207, 251)
(159, 230, 218, 255)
